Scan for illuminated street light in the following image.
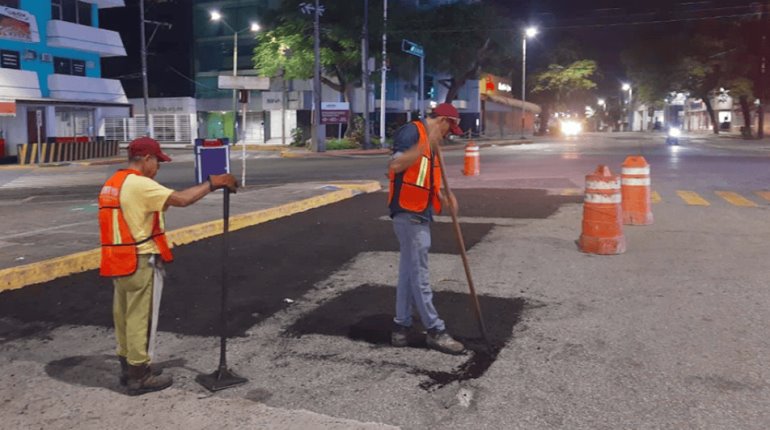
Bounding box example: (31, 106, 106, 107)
(597, 98, 606, 106)
(210, 10, 222, 21)
(250, 22, 261, 32)
(622, 83, 631, 91)
(525, 27, 538, 38)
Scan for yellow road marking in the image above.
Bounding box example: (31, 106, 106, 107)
(715, 191, 757, 207)
(651, 191, 661, 203)
(560, 188, 583, 196)
(676, 190, 710, 206)
(754, 191, 770, 202)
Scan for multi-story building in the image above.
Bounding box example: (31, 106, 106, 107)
(0, 0, 130, 162)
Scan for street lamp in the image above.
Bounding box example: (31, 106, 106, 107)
(209, 10, 260, 145)
(521, 26, 538, 139)
(621, 83, 632, 131)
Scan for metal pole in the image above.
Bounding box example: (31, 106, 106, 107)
(758, 2, 767, 139)
(241, 98, 247, 187)
(419, 55, 425, 120)
(520, 36, 526, 139)
(312, 0, 325, 152)
(282, 71, 287, 146)
(379, 0, 388, 146)
(139, 0, 150, 137)
(232, 31, 238, 144)
(219, 189, 230, 368)
(362, 0, 371, 149)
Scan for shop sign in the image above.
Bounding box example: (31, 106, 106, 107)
(0, 100, 16, 117)
(0, 6, 39, 43)
(262, 92, 283, 110)
(321, 102, 349, 124)
(481, 74, 514, 96)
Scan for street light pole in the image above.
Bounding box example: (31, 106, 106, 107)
(379, 0, 388, 147)
(362, 0, 370, 149)
(312, 0, 325, 152)
(232, 31, 238, 145)
(521, 27, 537, 139)
(139, 0, 150, 137)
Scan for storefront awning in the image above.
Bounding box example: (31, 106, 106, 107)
(0, 68, 42, 99)
(482, 93, 541, 114)
(48, 74, 128, 104)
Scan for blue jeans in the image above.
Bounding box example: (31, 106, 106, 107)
(392, 213, 445, 331)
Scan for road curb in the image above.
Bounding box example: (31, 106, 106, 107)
(0, 181, 381, 292)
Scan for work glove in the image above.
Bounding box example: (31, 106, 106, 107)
(208, 174, 239, 193)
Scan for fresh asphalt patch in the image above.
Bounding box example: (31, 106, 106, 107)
(0, 189, 575, 340)
(286, 283, 525, 390)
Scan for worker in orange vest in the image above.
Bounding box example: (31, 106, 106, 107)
(388, 103, 465, 355)
(98, 137, 237, 396)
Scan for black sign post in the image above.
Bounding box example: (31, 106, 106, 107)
(401, 39, 425, 119)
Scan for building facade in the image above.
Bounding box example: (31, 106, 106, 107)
(0, 0, 129, 161)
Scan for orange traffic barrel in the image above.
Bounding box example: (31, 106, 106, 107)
(621, 155, 653, 225)
(578, 165, 626, 255)
(463, 143, 480, 176)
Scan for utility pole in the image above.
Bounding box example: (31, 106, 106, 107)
(379, 0, 388, 147)
(312, 0, 325, 152)
(139, 0, 150, 137)
(362, 0, 371, 149)
(756, 3, 767, 137)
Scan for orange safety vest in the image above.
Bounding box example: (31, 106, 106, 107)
(388, 121, 442, 214)
(98, 169, 173, 277)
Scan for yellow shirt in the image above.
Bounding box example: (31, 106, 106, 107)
(120, 174, 174, 254)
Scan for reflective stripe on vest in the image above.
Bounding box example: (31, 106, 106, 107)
(98, 169, 174, 277)
(388, 121, 443, 214)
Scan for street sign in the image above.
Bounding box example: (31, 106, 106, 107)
(299, 2, 324, 15)
(401, 39, 424, 58)
(217, 76, 270, 90)
(321, 102, 349, 125)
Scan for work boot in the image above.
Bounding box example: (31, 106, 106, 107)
(126, 364, 172, 396)
(426, 328, 466, 355)
(118, 356, 163, 386)
(391, 323, 412, 347)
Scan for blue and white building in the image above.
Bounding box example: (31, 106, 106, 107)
(0, 0, 129, 160)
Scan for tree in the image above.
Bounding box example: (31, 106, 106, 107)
(531, 60, 598, 134)
(252, 1, 374, 138)
(390, 2, 517, 104)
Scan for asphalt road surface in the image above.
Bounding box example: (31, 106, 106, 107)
(1, 133, 769, 429)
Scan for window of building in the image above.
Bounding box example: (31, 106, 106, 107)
(56, 108, 94, 137)
(0, 0, 20, 8)
(0, 50, 20, 69)
(51, 0, 92, 26)
(53, 57, 86, 76)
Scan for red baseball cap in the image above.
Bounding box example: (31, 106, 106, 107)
(128, 137, 172, 162)
(432, 103, 463, 135)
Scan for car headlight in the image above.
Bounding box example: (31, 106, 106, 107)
(668, 127, 681, 138)
(561, 121, 582, 136)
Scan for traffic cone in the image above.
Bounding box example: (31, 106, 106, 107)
(463, 143, 480, 176)
(621, 155, 653, 225)
(578, 165, 626, 255)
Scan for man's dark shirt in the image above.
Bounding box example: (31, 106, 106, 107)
(389, 121, 433, 220)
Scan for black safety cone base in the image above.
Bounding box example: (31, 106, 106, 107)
(196, 366, 248, 392)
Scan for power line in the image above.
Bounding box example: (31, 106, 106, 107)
(387, 12, 759, 35)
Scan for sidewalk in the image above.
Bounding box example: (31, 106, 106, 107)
(0, 180, 381, 291)
(279, 138, 535, 159)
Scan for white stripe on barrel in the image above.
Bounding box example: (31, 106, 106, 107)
(622, 167, 650, 175)
(586, 179, 621, 190)
(622, 177, 651, 186)
(585, 193, 622, 204)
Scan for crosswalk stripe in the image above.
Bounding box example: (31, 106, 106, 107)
(651, 191, 661, 203)
(715, 191, 757, 207)
(755, 191, 770, 202)
(676, 190, 710, 206)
